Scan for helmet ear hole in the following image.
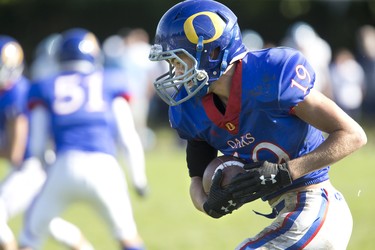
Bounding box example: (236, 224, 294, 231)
(210, 47, 221, 60)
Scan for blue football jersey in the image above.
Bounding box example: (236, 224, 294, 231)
(0, 77, 31, 158)
(169, 47, 329, 200)
(28, 69, 129, 156)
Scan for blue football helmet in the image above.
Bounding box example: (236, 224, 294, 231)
(34, 33, 62, 61)
(57, 28, 101, 73)
(149, 0, 247, 106)
(0, 35, 24, 89)
(30, 33, 62, 80)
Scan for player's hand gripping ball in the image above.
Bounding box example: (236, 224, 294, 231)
(203, 155, 246, 194)
(230, 161, 293, 203)
(202, 155, 247, 219)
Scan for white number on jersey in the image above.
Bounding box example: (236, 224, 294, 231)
(290, 64, 311, 94)
(53, 73, 105, 115)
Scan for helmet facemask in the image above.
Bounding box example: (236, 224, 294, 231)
(149, 44, 208, 106)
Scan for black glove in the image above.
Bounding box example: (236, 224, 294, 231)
(203, 169, 243, 219)
(228, 161, 293, 203)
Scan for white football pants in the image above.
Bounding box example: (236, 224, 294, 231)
(19, 150, 139, 249)
(0, 157, 45, 244)
(236, 183, 352, 250)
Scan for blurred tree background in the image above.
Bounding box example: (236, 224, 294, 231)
(0, 0, 374, 64)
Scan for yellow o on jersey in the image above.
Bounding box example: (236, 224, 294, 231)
(183, 11, 225, 44)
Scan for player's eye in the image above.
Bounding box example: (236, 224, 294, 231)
(168, 58, 177, 66)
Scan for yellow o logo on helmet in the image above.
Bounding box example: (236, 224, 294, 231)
(184, 11, 225, 44)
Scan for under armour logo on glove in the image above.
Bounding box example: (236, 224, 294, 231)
(203, 169, 244, 219)
(221, 200, 237, 212)
(260, 174, 277, 185)
(228, 161, 293, 204)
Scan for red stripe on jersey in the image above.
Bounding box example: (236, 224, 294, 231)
(28, 100, 46, 110)
(202, 61, 242, 135)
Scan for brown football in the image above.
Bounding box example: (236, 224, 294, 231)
(202, 155, 246, 194)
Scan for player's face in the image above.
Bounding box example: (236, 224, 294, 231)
(170, 53, 195, 88)
(149, 44, 209, 106)
(170, 53, 194, 77)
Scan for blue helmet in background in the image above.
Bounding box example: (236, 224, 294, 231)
(149, 0, 247, 106)
(30, 33, 62, 80)
(57, 28, 101, 73)
(0, 35, 24, 88)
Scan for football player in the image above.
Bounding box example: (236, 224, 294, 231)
(102, 34, 149, 196)
(0, 34, 39, 250)
(103, 28, 168, 151)
(0, 35, 93, 250)
(149, 0, 367, 249)
(18, 28, 146, 250)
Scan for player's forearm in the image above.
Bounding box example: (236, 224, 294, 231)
(29, 107, 49, 160)
(112, 98, 148, 187)
(190, 176, 207, 213)
(124, 138, 147, 187)
(9, 115, 28, 166)
(291, 89, 367, 180)
(288, 127, 367, 180)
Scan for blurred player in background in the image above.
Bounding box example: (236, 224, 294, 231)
(103, 28, 168, 150)
(101, 33, 149, 197)
(149, 0, 367, 249)
(0, 34, 41, 250)
(18, 28, 146, 250)
(241, 29, 264, 51)
(356, 24, 375, 116)
(0, 35, 93, 250)
(281, 21, 334, 99)
(329, 48, 365, 121)
(120, 28, 158, 150)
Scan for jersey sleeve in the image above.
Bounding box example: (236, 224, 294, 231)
(103, 69, 131, 101)
(186, 139, 218, 177)
(278, 49, 316, 111)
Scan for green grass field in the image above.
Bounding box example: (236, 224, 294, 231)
(3, 125, 375, 250)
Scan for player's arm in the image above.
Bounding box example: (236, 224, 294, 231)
(3, 114, 28, 167)
(190, 176, 206, 212)
(187, 140, 240, 218)
(28, 105, 50, 160)
(112, 96, 148, 196)
(230, 50, 367, 202)
(230, 90, 367, 202)
(287, 89, 367, 179)
(27, 82, 51, 161)
(186, 140, 217, 212)
(286, 51, 366, 177)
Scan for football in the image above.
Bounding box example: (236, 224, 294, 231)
(202, 155, 246, 194)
